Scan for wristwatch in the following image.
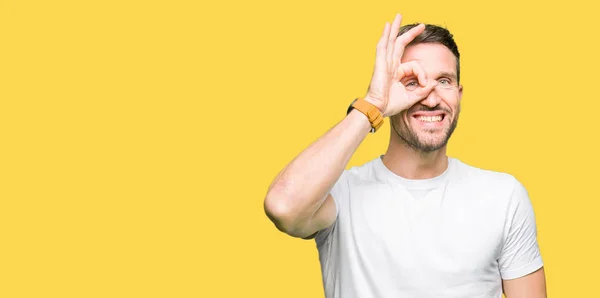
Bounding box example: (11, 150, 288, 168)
(346, 98, 384, 133)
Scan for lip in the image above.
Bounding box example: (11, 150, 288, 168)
(410, 112, 447, 128)
(411, 111, 447, 117)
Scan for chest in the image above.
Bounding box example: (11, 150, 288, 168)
(338, 183, 506, 280)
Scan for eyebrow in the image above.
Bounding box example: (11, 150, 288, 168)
(437, 71, 458, 80)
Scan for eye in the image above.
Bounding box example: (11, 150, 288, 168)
(439, 79, 451, 85)
(405, 81, 418, 90)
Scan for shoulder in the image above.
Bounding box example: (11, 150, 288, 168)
(340, 157, 385, 185)
(450, 157, 523, 198)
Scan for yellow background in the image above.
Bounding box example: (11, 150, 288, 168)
(1, 0, 598, 297)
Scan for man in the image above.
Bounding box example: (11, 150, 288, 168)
(264, 13, 546, 298)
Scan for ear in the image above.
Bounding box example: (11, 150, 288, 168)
(458, 85, 464, 101)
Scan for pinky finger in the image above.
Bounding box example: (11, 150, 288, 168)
(376, 23, 391, 62)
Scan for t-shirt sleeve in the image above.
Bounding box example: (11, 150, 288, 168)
(498, 178, 544, 280)
(314, 170, 351, 244)
(329, 170, 351, 218)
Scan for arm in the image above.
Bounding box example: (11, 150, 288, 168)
(263, 110, 371, 239)
(499, 178, 546, 297)
(502, 266, 546, 298)
(263, 14, 430, 238)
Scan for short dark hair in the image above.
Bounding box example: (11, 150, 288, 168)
(398, 24, 460, 83)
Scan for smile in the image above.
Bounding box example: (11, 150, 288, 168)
(416, 115, 443, 122)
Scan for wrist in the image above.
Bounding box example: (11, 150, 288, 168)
(347, 108, 374, 133)
(347, 98, 384, 133)
(363, 95, 386, 117)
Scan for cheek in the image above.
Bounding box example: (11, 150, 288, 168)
(442, 94, 461, 114)
(392, 111, 408, 125)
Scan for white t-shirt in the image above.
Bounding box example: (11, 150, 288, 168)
(315, 156, 543, 298)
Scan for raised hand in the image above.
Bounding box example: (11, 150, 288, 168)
(364, 14, 434, 117)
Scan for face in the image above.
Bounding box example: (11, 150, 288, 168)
(391, 43, 463, 152)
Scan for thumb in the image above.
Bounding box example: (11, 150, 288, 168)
(409, 81, 436, 103)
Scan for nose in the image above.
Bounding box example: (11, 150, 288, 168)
(418, 82, 443, 108)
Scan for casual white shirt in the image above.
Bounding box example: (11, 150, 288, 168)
(315, 156, 543, 298)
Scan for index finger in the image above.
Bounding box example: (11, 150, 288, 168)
(397, 61, 427, 87)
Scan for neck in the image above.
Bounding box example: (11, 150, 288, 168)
(382, 139, 449, 180)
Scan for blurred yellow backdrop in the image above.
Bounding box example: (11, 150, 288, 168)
(1, 0, 598, 297)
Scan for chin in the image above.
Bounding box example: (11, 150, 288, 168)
(415, 139, 448, 152)
(392, 113, 459, 153)
(397, 126, 453, 152)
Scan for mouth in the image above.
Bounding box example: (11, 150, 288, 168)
(410, 112, 448, 127)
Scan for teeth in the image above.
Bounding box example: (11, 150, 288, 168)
(417, 115, 443, 122)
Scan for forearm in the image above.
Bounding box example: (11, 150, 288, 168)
(264, 109, 371, 232)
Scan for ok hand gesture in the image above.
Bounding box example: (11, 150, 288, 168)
(364, 14, 434, 117)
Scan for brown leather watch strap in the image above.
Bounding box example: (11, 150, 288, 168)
(349, 98, 384, 133)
